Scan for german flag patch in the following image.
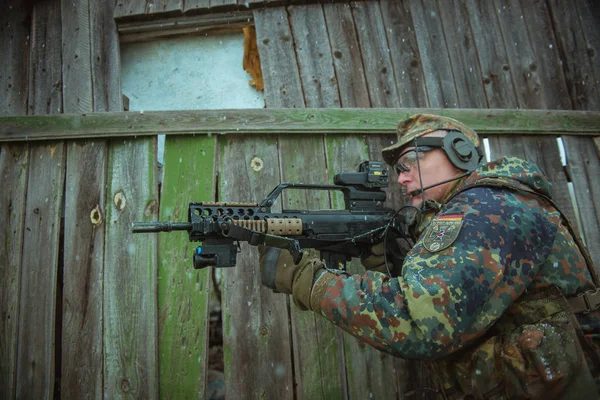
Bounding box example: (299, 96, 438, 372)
(423, 214, 464, 253)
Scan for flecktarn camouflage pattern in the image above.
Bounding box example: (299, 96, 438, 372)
(381, 114, 482, 166)
(312, 156, 600, 398)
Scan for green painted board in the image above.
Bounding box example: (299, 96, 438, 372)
(158, 136, 215, 398)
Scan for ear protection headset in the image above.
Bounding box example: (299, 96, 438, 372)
(412, 131, 484, 171)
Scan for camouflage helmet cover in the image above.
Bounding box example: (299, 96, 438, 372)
(381, 114, 482, 166)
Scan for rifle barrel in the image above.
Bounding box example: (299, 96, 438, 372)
(131, 221, 191, 233)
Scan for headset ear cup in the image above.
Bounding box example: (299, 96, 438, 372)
(443, 131, 479, 171)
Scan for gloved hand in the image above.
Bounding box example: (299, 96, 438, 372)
(360, 240, 406, 276)
(259, 246, 331, 311)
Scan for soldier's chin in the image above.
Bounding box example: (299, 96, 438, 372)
(408, 194, 423, 207)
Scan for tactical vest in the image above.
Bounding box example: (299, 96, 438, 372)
(425, 177, 600, 399)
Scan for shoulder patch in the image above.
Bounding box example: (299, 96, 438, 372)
(422, 214, 464, 253)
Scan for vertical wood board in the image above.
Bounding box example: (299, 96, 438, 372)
(219, 136, 294, 399)
(0, 0, 30, 114)
(60, 1, 106, 398)
(351, 1, 401, 107)
(158, 136, 215, 399)
(62, 141, 106, 400)
(90, 0, 124, 113)
(464, 0, 518, 108)
(16, 143, 65, 399)
(378, 0, 429, 108)
(288, 4, 341, 108)
(0, 1, 30, 398)
(519, 0, 572, 109)
(0, 144, 28, 399)
(437, 0, 487, 108)
(322, 2, 370, 108)
(114, 0, 149, 20)
(575, 0, 600, 87)
(254, 7, 305, 108)
(547, 0, 600, 110)
(17, 1, 64, 398)
(410, 0, 458, 108)
(104, 138, 159, 399)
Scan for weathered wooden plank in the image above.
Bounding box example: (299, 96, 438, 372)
(219, 136, 294, 399)
(254, 7, 305, 108)
(322, 2, 370, 107)
(351, 1, 401, 107)
(147, 0, 183, 15)
(211, 0, 238, 7)
(157, 136, 214, 399)
(494, 0, 570, 110)
(91, 0, 124, 112)
(288, 4, 341, 108)
(0, 0, 30, 114)
(0, 1, 29, 398)
(118, 11, 253, 43)
(464, 0, 517, 108)
(16, 0, 64, 398)
(563, 136, 600, 270)
(17, 143, 65, 399)
(3, 108, 600, 141)
(60, 0, 106, 399)
(61, 0, 93, 113)
(410, 0, 458, 107)
(437, 0, 487, 108)
(103, 138, 159, 399)
(378, 0, 428, 108)
(548, 0, 600, 110)
(0, 144, 28, 400)
(184, 0, 210, 13)
(575, 0, 600, 87)
(62, 140, 106, 400)
(114, 0, 148, 20)
(520, 0, 572, 109)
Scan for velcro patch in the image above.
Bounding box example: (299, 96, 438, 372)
(423, 214, 464, 253)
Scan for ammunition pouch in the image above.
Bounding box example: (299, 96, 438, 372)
(433, 287, 598, 399)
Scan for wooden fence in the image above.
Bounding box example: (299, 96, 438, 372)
(1, 0, 600, 399)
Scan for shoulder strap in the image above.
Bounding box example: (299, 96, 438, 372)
(445, 177, 599, 286)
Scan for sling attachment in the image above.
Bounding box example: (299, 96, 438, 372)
(568, 288, 600, 314)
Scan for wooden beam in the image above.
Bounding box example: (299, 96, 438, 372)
(1, 108, 599, 142)
(118, 10, 253, 43)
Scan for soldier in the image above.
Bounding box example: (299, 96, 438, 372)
(259, 114, 600, 398)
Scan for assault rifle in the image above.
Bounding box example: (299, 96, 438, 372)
(132, 161, 410, 270)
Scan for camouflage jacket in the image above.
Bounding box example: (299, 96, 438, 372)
(314, 157, 600, 397)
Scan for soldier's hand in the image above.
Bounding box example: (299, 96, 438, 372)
(361, 240, 406, 276)
(258, 245, 326, 311)
(361, 242, 388, 273)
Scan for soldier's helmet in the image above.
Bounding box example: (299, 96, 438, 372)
(381, 114, 483, 167)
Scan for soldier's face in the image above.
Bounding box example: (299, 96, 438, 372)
(396, 147, 460, 206)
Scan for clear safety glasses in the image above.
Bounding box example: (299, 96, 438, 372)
(393, 146, 435, 174)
